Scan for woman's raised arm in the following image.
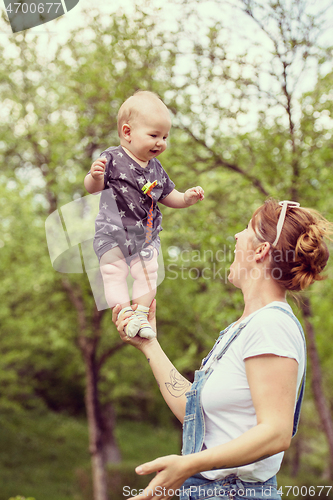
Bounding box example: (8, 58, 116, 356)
(113, 301, 191, 423)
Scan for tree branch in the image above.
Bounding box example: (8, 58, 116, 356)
(97, 342, 126, 371)
(61, 278, 87, 335)
(175, 124, 269, 196)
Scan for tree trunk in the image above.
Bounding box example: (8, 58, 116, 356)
(291, 436, 301, 477)
(101, 402, 122, 464)
(82, 338, 109, 500)
(301, 296, 333, 478)
(61, 279, 123, 499)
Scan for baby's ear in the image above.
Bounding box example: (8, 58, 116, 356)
(121, 123, 131, 142)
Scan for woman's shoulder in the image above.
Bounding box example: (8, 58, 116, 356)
(240, 302, 305, 361)
(253, 301, 298, 324)
(249, 302, 303, 338)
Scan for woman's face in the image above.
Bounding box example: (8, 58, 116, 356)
(228, 221, 258, 288)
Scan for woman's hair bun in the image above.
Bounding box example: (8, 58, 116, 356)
(291, 223, 330, 290)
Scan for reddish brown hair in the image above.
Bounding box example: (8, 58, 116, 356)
(251, 199, 332, 291)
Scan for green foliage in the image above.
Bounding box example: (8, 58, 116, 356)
(0, 410, 179, 500)
(0, 409, 89, 500)
(8, 497, 36, 500)
(0, 182, 85, 414)
(0, 0, 332, 492)
(75, 420, 181, 500)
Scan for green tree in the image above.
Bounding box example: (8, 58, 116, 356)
(0, 8, 177, 500)
(0, 2, 231, 496)
(1, 1, 333, 497)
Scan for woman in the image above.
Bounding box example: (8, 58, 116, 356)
(113, 199, 331, 500)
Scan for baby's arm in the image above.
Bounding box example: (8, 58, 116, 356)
(84, 157, 107, 194)
(160, 186, 204, 209)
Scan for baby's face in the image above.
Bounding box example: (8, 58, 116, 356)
(124, 107, 171, 163)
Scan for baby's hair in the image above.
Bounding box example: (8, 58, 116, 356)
(251, 198, 332, 291)
(117, 90, 165, 137)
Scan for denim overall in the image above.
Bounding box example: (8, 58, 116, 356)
(180, 305, 306, 500)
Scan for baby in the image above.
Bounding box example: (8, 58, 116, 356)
(84, 91, 204, 339)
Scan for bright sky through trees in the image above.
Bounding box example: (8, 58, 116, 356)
(1, 0, 332, 135)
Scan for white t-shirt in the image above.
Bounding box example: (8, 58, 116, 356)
(201, 301, 305, 482)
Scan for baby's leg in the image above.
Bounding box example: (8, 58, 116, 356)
(129, 249, 158, 339)
(100, 247, 141, 337)
(100, 246, 130, 308)
(130, 248, 158, 307)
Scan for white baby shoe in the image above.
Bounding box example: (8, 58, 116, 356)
(117, 307, 141, 338)
(135, 305, 156, 340)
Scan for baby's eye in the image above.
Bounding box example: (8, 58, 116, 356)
(150, 134, 157, 138)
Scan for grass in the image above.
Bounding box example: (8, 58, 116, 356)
(0, 410, 180, 500)
(3, 409, 331, 500)
(0, 409, 89, 500)
(73, 420, 181, 500)
(116, 420, 181, 463)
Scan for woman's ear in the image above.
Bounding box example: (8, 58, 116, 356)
(122, 123, 131, 143)
(255, 242, 271, 263)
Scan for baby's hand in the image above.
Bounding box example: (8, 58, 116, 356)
(91, 157, 107, 180)
(184, 186, 205, 206)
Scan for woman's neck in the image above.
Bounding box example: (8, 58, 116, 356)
(239, 279, 287, 323)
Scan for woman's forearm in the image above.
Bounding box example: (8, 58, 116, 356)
(183, 421, 291, 477)
(142, 340, 191, 423)
(113, 303, 190, 423)
(129, 421, 291, 500)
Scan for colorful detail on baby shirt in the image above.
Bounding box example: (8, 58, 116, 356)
(92, 146, 175, 257)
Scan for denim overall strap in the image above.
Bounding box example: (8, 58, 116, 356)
(182, 305, 306, 457)
(182, 320, 253, 456)
(199, 321, 236, 370)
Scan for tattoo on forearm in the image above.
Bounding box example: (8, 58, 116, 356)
(165, 369, 191, 398)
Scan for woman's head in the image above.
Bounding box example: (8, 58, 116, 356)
(251, 199, 331, 291)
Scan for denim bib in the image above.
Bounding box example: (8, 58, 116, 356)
(180, 305, 306, 499)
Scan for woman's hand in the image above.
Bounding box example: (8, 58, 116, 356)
(112, 300, 157, 351)
(128, 454, 192, 500)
